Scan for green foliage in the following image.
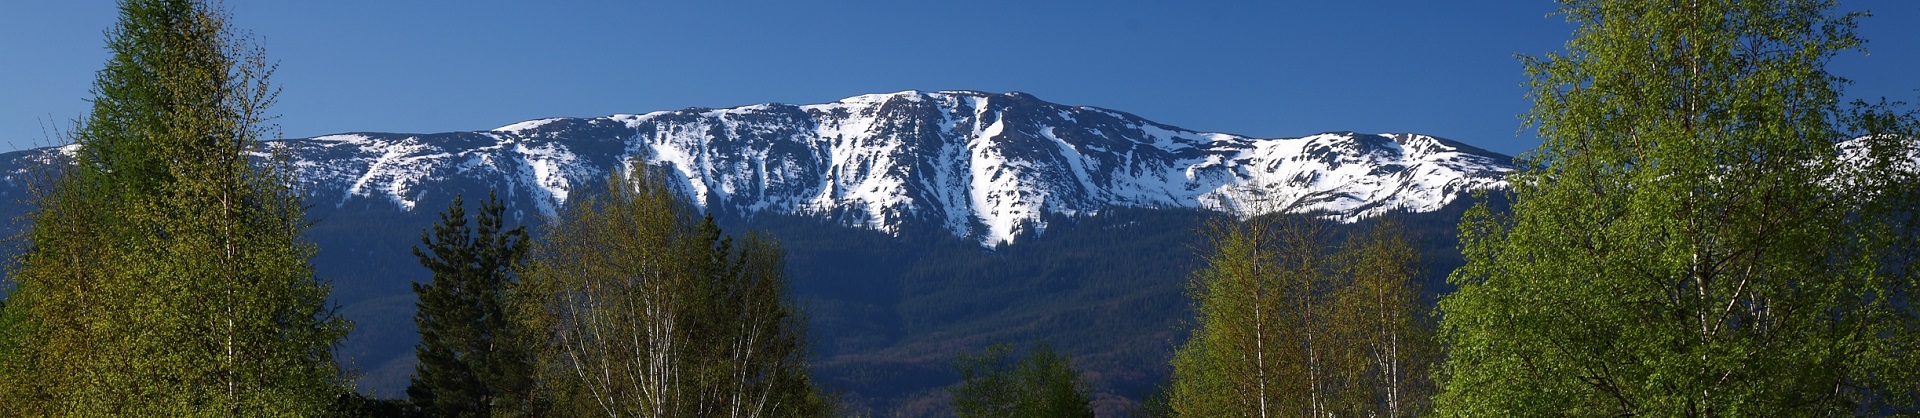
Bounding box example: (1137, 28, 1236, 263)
(408, 191, 537, 417)
(1435, 0, 1920, 415)
(1171, 214, 1435, 417)
(1328, 220, 1437, 417)
(517, 163, 828, 417)
(950, 342, 1095, 418)
(0, 0, 350, 415)
(1172, 215, 1317, 417)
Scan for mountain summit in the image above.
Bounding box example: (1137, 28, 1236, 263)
(260, 90, 1512, 246)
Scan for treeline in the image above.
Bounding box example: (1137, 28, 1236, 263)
(379, 166, 828, 417)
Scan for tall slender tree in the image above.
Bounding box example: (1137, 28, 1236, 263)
(409, 191, 536, 417)
(516, 162, 828, 417)
(1170, 214, 1327, 418)
(1326, 219, 1434, 418)
(1436, 0, 1920, 415)
(1170, 213, 1435, 418)
(0, 0, 348, 415)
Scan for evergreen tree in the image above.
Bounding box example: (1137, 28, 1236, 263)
(0, 0, 348, 415)
(1435, 0, 1920, 415)
(516, 162, 828, 417)
(408, 191, 535, 417)
(949, 342, 1095, 418)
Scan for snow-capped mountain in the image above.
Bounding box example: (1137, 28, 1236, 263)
(257, 90, 1513, 245)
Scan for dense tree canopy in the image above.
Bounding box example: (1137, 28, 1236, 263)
(1170, 214, 1434, 417)
(1435, 0, 1920, 415)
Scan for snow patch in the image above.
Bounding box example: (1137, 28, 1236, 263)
(493, 118, 566, 133)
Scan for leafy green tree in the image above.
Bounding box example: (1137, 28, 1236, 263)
(1170, 215, 1325, 417)
(1169, 214, 1435, 417)
(408, 191, 536, 417)
(1171, 214, 1345, 417)
(1324, 219, 1435, 418)
(516, 163, 828, 417)
(1435, 0, 1920, 415)
(0, 0, 349, 416)
(949, 342, 1095, 418)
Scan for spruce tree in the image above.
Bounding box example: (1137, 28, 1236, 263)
(408, 191, 535, 417)
(0, 0, 348, 415)
(1435, 0, 1920, 415)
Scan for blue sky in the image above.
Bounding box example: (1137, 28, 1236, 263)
(3, 1, 1916, 156)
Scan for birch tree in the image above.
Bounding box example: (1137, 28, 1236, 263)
(1327, 219, 1435, 418)
(1170, 212, 1435, 417)
(1435, 0, 1920, 414)
(517, 163, 828, 418)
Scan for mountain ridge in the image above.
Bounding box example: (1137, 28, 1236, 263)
(242, 90, 1516, 246)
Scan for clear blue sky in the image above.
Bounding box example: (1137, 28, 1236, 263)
(4, 1, 1916, 156)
